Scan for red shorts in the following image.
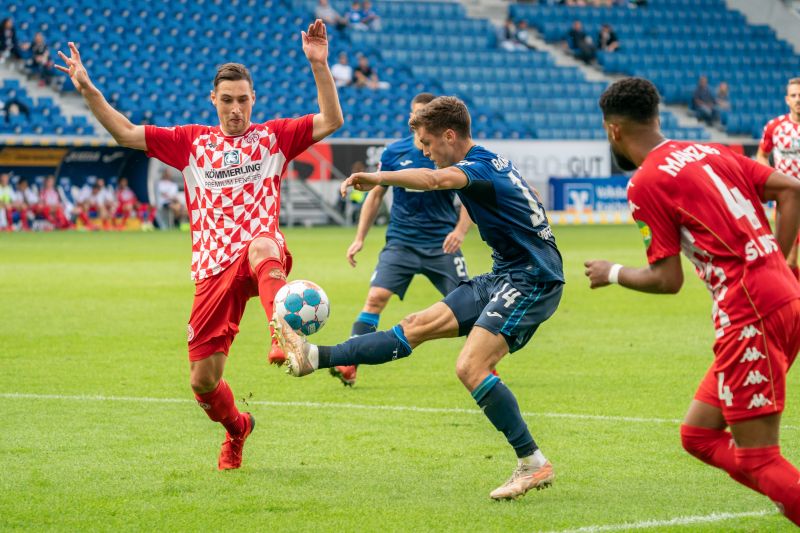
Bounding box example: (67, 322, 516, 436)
(187, 235, 292, 361)
(695, 299, 800, 423)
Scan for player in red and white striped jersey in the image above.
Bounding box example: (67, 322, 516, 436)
(586, 78, 800, 526)
(56, 20, 343, 470)
(757, 77, 800, 279)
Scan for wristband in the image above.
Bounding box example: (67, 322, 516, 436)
(608, 263, 623, 284)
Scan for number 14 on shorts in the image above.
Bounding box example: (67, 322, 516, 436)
(491, 283, 522, 308)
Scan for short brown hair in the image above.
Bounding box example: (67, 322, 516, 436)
(411, 92, 436, 107)
(408, 96, 471, 138)
(789, 77, 800, 89)
(214, 63, 253, 89)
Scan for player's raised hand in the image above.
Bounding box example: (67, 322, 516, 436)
(341, 172, 381, 197)
(442, 230, 465, 254)
(584, 259, 613, 289)
(346, 239, 363, 267)
(302, 19, 328, 65)
(55, 42, 92, 95)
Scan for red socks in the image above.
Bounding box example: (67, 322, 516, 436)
(680, 425, 760, 493)
(681, 425, 800, 524)
(735, 446, 800, 525)
(255, 258, 286, 324)
(194, 379, 245, 437)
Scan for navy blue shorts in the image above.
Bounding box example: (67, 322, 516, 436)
(442, 270, 563, 353)
(370, 243, 469, 299)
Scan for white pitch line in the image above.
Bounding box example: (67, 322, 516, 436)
(1, 392, 798, 430)
(545, 509, 774, 533)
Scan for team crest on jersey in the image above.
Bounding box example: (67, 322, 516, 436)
(245, 131, 260, 144)
(187, 324, 195, 342)
(223, 149, 241, 167)
(636, 220, 652, 248)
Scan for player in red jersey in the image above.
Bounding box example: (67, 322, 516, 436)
(585, 78, 800, 525)
(55, 20, 343, 470)
(757, 77, 800, 279)
(113, 177, 155, 230)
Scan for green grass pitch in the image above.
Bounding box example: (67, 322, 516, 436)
(1, 226, 797, 532)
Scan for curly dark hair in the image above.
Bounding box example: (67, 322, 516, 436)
(599, 77, 660, 123)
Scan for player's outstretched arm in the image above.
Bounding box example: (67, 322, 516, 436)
(341, 167, 468, 196)
(763, 170, 800, 258)
(442, 205, 473, 254)
(303, 20, 344, 141)
(584, 255, 683, 294)
(55, 42, 145, 150)
(346, 186, 387, 267)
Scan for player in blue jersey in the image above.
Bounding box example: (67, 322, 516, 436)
(332, 92, 473, 386)
(272, 96, 564, 500)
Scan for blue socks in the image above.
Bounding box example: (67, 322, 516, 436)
(351, 311, 380, 336)
(472, 374, 537, 458)
(317, 325, 412, 368)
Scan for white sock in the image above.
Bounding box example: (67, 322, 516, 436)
(519, 449, 547, 468)
(307, 344, 319, 369)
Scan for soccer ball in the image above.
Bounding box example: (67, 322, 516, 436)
(274, 280, 330, 336)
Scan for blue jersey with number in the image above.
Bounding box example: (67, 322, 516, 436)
(454, 145, 563, 281)
(379, 135, 459, 247)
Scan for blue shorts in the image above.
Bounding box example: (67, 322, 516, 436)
(370, 243, 469, 299)
(442, 270, 563, 353)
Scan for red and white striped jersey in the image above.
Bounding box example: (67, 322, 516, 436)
(145, 115, 315, 281)
(760, 114, 800, 179)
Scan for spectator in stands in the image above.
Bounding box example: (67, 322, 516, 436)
(331, 52, 354, 87)
(354, 55, 382, 90)
(315, 0, 347, 30)
(3, 93, 30, 123)
(500, 19, 523, 52)
(0, 172, 11, 230)
(501, 19, 535, 51)
(114, 177, 155, 230)
(36, 175, 71, 229)
(0, 18, 24, 62)
(691, 75, 719, 126)
(10, 177, 33, 231)
(346, 2, 368, 31)
(597, 23, 620, 52)
(566, 20, 596, 65)
(27, 33, 54, 87)
(157, 169, 185, 229)
(716, 81, 731, 112)
(360, 1, 382, 31)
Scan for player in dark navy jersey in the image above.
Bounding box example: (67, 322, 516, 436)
(332, 93, 472, 387)
(272, 96, 564, 500)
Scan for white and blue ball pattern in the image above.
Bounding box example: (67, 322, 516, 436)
(274, 280, 330, 336)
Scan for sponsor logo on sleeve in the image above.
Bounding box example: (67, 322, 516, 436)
(636, 220, 652, 249)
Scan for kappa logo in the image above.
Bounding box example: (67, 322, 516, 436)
(739, 347, 766, 363)
(743, 370, 770, 386)
(738, 325, 762, 340)
(486, 311, 502, 318)
(398, 159, 413, 167)
(197, 401, 211, 410)
(747, 393, 773, 409)
(223, 149, 241, 167)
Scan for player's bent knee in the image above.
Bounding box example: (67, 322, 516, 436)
(248, 237, 281, 265)
(190, 374, 220, 394)
(364, 290, 391, 312)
